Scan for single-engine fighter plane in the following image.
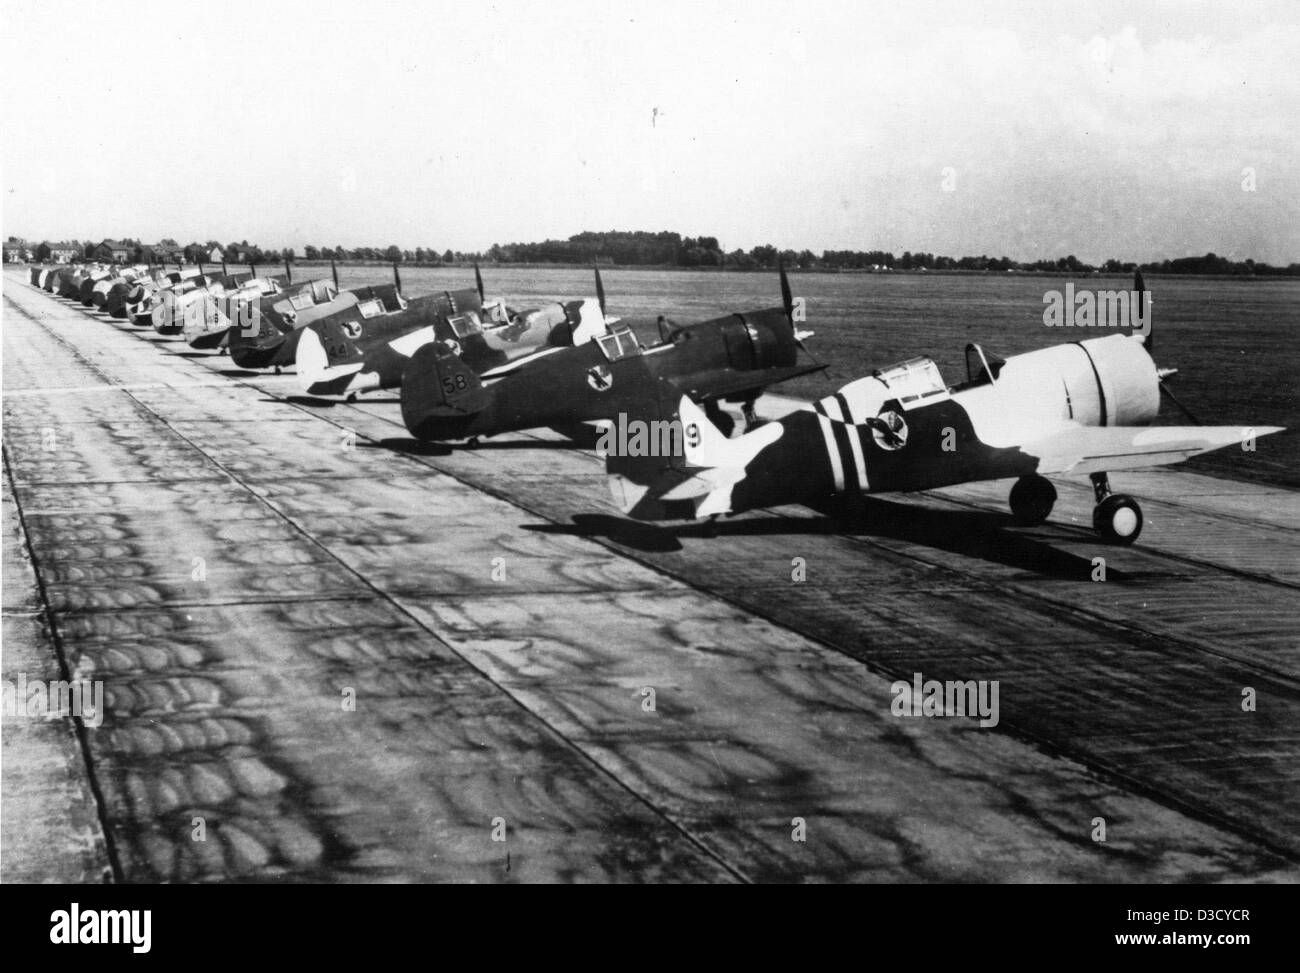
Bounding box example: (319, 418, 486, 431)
(153, 265, 283, 341)
(179, 261, 303, 350)
(77, 269, 108, 305)
(104, 266, 176, 319)
(398, 268, 821, 445)
(59, 264, 98, 299)
(603, 276, 1282, 544)
(125, 265, 224, 327)
(95, 265, 165, 317)
(294, 266, 613, 399)
(228, 261, 380, 371)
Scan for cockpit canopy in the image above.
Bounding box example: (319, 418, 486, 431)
(595, 324, 643, 362)
(361, 283, 405, 314)
(871, 356, 949, 408)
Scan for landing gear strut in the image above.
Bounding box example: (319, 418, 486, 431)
(1008, 474, 1056, 525)
(704, 400, 736, 438)
(1090, 472, 1143, 545)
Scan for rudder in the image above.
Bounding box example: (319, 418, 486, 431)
(400, 341, 491, 440)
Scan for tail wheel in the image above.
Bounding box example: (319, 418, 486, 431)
(1009, 474, 1056, 525)
(1093, 494, 1143, 545)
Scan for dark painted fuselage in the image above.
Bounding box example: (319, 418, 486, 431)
(400, 306, 815, 441)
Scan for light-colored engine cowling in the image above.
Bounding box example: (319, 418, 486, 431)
(985, 333, 1159, 429)
(1076, 333, 1161, 426)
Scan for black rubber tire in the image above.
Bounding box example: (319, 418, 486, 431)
(1093, 494, 1143, 545)
(1009, 474, 1057, 525)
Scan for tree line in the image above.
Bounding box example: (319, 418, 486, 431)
(482, 232, 1299, 276)
(51, 231, 1300, 276)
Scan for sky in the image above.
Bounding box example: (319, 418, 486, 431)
(2, 0, 1297, 264)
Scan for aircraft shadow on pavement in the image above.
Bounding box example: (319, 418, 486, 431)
(277, 396, 339, 408)
(374, 436, 586, 455)
(366, 438, 452, 457)
(525, 496, 1135, 581)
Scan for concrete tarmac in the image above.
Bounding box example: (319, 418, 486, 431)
(3, 270, 1297, 882)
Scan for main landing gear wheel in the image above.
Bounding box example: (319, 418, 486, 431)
(1093, 494, 1143, 545)
(1008, 474, 1056, 525)
(1090, 472, 1143, 545)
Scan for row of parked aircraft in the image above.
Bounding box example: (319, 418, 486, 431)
(27, 260, 1279, 545)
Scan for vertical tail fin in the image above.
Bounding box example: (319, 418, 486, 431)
(400, 342, 491, 440)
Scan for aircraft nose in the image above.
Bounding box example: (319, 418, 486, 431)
(295, 327, 327, 393)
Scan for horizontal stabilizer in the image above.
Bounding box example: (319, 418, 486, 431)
(606, 386, 784, 519)
(295, 327, 365, 394)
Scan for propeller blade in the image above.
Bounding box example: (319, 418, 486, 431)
(1159, 380, 1200, 425)
(331, 259, 339, 289)
(285, 257, 292, 283)
(393, 261, 402, 294)
(474, 262, 485, 302)
(250, 261, 257, 279)
(776, 260, 819, 360)
(595, 267, 607, 316)
(223, 261, 229, 277)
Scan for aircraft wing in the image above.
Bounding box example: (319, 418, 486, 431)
(478, 345, 568, 381)
(1024, 423, 1283, 477)
(678, 362, 826, 402)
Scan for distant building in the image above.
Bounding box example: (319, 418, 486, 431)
(88, 239, 134, 262)
(226, 245, 252, 264)
(137, 243, 184, 265)
(34, 241, 80, 263)
(3, 238, 30, 263)
(209, 246, 224, 264)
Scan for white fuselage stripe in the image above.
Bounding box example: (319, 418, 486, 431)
(845, 422, 868, 492)
(816, 413, 845, 492)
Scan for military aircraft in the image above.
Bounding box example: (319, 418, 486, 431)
(398, 268, 821, 445)
(227, 261, 384, 371)
(102, 266, 164, 318)
(124, 265, 219, 326)
(48, 264, 86, 296)
(57, 263, 97, 299)
(149, 264, 282, 340)
(78, 266, 117, 306)
(294, 266, 612, 398)
(31, 265, 62, 291)
(603, 276, 1282, 544)
(90, 265, 166, 317)
(179, 262, 302, 349)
